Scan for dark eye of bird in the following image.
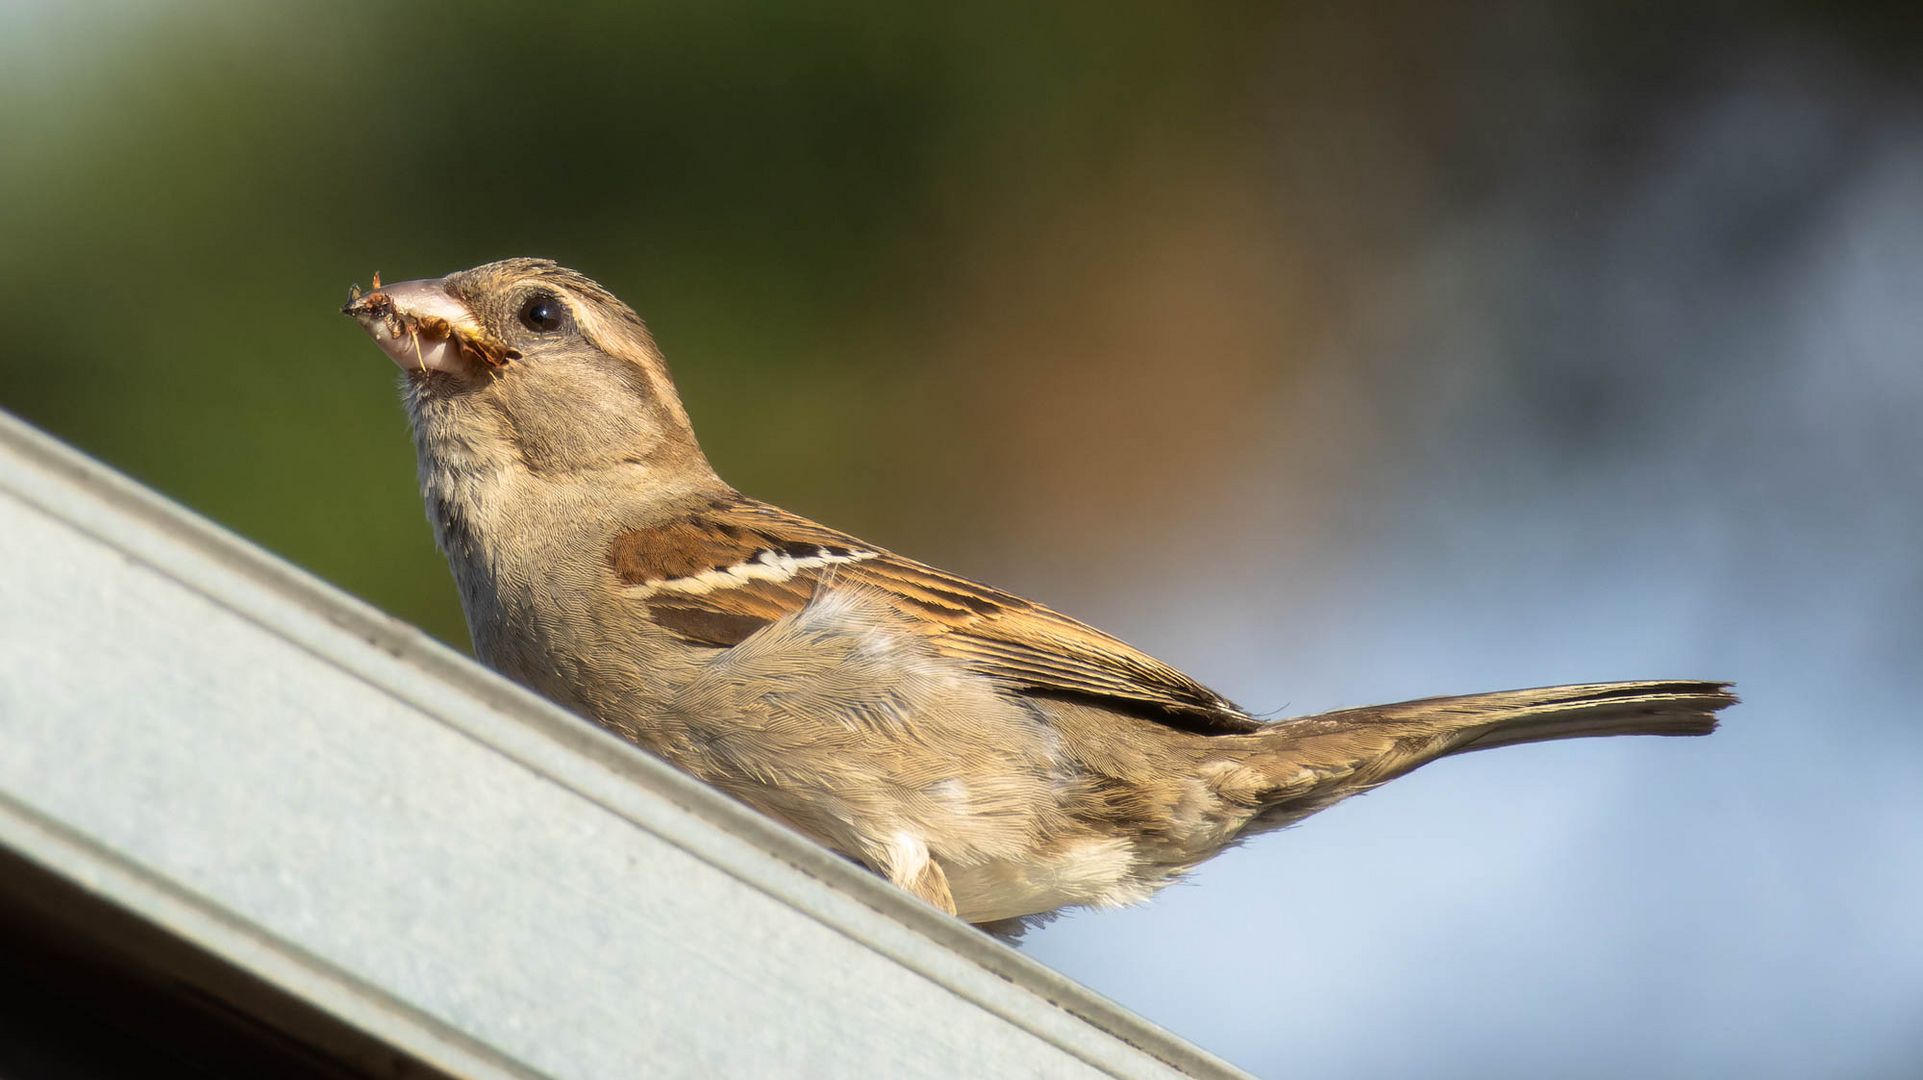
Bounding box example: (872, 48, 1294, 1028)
(518, 294, 566, 333)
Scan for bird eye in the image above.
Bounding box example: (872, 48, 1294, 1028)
(518, 293, 567, 333)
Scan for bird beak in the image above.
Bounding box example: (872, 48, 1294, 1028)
(341, 275, 515, 375)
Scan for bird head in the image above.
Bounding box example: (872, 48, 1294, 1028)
(343, 258, 711, 481)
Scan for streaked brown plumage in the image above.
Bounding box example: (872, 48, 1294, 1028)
(342, 258, 1734, 932)
(609, 494, 1249, 731)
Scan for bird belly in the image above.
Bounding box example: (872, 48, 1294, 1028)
(944, 836, 1157, 923)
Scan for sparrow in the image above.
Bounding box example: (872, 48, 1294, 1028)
(342, 258, 1734, 933)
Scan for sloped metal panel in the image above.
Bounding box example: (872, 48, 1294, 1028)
(0, 412, 1244, 1080)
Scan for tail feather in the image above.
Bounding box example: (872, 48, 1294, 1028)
(1246, 680, 1735, 826)
(1421, 680, 1733, 755)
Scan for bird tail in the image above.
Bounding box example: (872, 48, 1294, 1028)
(1244, 680, 1735, 827)
(1397, 679, 1734, 755)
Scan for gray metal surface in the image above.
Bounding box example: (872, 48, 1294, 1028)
(0, 411, 1247, 1080)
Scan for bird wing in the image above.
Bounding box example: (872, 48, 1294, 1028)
(607, 496, 1260, 735)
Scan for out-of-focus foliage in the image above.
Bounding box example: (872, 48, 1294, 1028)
(0, 1, 1292, 645)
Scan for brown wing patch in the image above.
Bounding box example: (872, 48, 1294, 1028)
(644, 573, 820, 647)
(644, 603, 778, 647)
(609, 508, 874, 588)
(609, 518, 759, 584)
(607, 495, 1260, 735)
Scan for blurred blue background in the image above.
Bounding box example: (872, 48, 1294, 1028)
(3, 3, 1918, 1075)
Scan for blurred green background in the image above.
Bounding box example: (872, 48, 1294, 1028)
(6, 3, 1922, 1077)
(1, 1, 1316, 648)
